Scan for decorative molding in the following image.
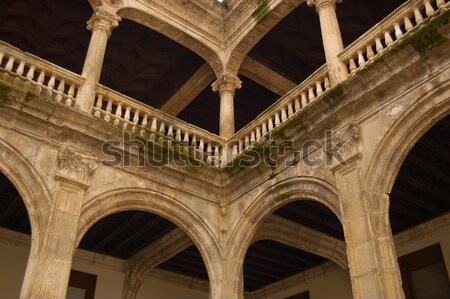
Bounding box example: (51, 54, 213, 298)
(87, 7, 121, 36)
(211, 73, 242, 94)
(328, 123, 362, 171)
(55, 146, 98, 188)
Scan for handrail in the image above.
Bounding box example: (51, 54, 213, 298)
(0, 40, 83, 107)
(0, 40, 225, 167)
(230, 64, 330, 159)
(339, 0, 449, 75)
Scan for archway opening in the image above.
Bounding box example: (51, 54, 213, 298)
(0, 171, 32, 298)
(389, 115, 450, 298)
(77, 210, 210, 299)
(243, 200, 350, 297)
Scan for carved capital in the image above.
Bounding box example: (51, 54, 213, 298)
(55, 146, 98, 188)
(307, 0, 342, 12)
(87, 7, 121, 37)
(211, 73, 242, 95)
(327, 122, 362, 171)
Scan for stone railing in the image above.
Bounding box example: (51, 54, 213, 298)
(0, 40, 82, 107)
(339, 0, 449, 75)
(0, 41, 224, 167)
(93, 85, 225, 167)
(230, 64, 331, 160)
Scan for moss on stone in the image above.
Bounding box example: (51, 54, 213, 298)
(252, 0, 270, 23)
(0, 83, 13, 105)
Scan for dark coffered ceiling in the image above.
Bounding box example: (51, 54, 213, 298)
(1, 0, 447, 294)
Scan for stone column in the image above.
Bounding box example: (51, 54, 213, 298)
(307, 0, 348, 86)
(75, 7, 120, 113)
(212, 73, 242, 139)
(210, 258, 244, 299)
(20, 147, 97, 299)
(328, 124, 404, 299)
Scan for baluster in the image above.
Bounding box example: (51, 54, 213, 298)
(301, 92, 308, 108)
(424, 0, 434, 16)
(375, 37, 384, 54)
(414, 8, 424, 23)
(140, 114, 149, 138)
(175, 128, 181, 142)
(244, 135, 250, 148)
(315, 81, 323, 96)
(167, 125, 174, 139)
(436, 0, 445, 8)
(238, 140, 243, 153)
(324, 77, 331, 90)
(36, 70, 45, 95)
(281, 107, 288, 122)
(131, 109, 140, 134)
(94, 94, 103, 118)
(384, 31, 394, 46)
(16, 61, 25, 76)
(404, 16, 414, 31)
(214, 145, 220, 167)
(55, 80, 65, 103)
(287, 102, 294, 117)
(250, 131, 256, 143)
(268, 117, 274, 132)
(357, 50, 366, 67)
(256, 126, 262, 140)
(206, 144, 213, 165)
(191, 134, 197, 147)
(149, 117, 157, 132)
(104, 99, 113, 122)
(159, 122, 166, 136)
(66, 84, 75, 107)
(232, 145, 238, 157)
(349, 57, 357, 73)
(308, 87, 315, 102)
(294, 95, 301, 112)
(5, 56, 14, 72)
(198, 138, 205, 161)
(26, 65, 36, 81)
(183, 132, 189, 145)
(262, 122, 268, 136)
(45, 75, 56, 98)
(394, 23, 403, 39)
(366, 45, 375, 60)
(122, 106, 131, 130)
(113, 103, 122, 126)
(274, 112, 281, 127)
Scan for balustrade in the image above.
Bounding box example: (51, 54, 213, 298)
(340, 0, 449, 75)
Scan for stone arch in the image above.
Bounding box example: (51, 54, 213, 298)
(224, 175, 340, 296)
(115, 6, 223, 76)
(365, 81, 450, 196)
(0, 138, 50, 244)
(76, 187, 222, 295)
(226, 0, 304, 74)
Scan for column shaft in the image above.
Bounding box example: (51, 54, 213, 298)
(335, 164, 404, 299)
(20, 181, 84, 298)
(75, 8, 120, 113)
(308, 0, 348, 85)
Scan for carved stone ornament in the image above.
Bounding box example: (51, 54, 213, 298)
(87, 7, 121, 36)
(327, 122, 362, 171)
(211, 73, 242, 94)
(307, 0, 343, 12)
(220, 202, 228, 216)
(55, 146, 98, 187)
